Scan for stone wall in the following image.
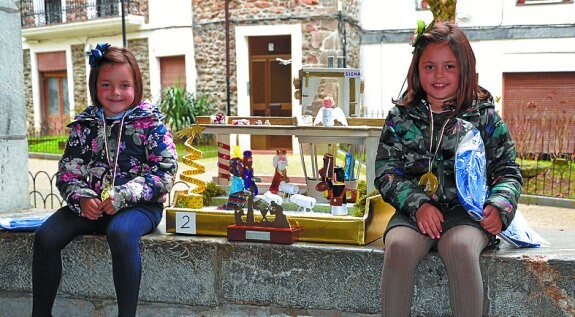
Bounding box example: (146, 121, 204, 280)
(71, 44, 88, 114)
(128, 38, 151, 100)
(22, 49, 34, 133)
(1, 227, 574, 316)
(191, 0, 360, 115)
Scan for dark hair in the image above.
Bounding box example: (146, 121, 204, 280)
(88, 46, 143, 108)
(394, 22, 489, 114)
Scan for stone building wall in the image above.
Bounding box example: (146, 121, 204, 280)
(71, 44, 88, 114)
(191, 0, 360, 115)
(128, 38, 151, 100)
(22, 49, 34, 133)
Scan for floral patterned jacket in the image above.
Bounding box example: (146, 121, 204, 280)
(374, 96, 523, 238)
(57, 100, 178, 215)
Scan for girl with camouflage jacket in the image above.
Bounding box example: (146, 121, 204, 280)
(375, 22, 522, 317)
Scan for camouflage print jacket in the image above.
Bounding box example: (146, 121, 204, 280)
(374, 97, 523, 238)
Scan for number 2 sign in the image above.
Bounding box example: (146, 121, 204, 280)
(175, 212, 197, 235)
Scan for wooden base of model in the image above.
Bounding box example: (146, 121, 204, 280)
(227, 224, 301, 244)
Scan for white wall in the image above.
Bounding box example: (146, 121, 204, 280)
(360, 0, 433, 30)
(147, 0, 196, 102)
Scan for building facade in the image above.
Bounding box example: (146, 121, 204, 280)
(20, 0, 195, 135)
(20, 0, 575, 152)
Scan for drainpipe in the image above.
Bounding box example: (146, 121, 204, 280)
(225, 0, 231, 116)
(337, 3, 347, 67)
(121, 0, 126, 47)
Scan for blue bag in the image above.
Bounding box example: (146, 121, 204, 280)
(0, 213, 50, 231)
(455, 128, 548, 248)
(498, 210, 549, 248)
(455, 128, 486, 221)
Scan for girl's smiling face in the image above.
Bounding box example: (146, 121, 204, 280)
(418, 42, 460, 111)
(97, 63, 135, 117)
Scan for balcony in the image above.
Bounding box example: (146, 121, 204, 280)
(20, 0, 146, 42)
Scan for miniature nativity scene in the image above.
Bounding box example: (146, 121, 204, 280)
(165, 67, 394, 245)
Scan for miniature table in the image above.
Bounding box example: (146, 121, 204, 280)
(200, 124, 382, 193)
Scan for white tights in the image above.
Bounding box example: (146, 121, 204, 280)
(380, 225, 489, 317)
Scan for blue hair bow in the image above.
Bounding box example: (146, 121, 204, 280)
(89, 42, 111, 68)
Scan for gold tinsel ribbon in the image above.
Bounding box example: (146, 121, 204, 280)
(177, 125, 207, 208)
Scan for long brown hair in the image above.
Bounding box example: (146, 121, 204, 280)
(394, 22, 489, 114)
(88, 46, 143, 108)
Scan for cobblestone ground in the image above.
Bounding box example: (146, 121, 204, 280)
(27, 156, 575, 230)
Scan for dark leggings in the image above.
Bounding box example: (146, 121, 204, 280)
(32, 205, 159, 317)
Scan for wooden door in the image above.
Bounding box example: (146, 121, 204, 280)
(249, 35, 292, 151)
(41, 71, 70, 135)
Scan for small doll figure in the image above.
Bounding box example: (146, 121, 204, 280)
(217, 157, 247, 210)
(212, 112, 226, 124)
(313, 96, 348, 127)
(242, 150, 259, 196)
(269, 149, 289, 194)
(269, 201, 290, 228)
(315, 153, 334, 192)
(330, 166, 348, 216)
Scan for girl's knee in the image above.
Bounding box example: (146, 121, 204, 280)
(33, 225, 66, 253)
(106, 227, 140, 252)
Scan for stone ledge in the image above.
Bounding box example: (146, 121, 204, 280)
(0, 213, 574, 317)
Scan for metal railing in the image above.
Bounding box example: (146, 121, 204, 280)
(29, 155, 575, 210)
(29, 169, 190, 209)
(20, 0, 142, 28)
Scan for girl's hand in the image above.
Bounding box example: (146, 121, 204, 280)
(415, 203, 444, 239)
(99, 198, 118, 215)
(80, 198, 103, 220)
(480, 205, 502, 235)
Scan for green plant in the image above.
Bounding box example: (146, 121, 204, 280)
(158, 85, 217, 136)
(28, 135, 68, 154)
(202, 181, 226, 206)
(352, 180, 380, 217)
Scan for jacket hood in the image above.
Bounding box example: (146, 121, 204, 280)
(68, 99, 163, 126)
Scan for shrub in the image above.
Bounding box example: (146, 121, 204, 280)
(158, 85, 217, 136)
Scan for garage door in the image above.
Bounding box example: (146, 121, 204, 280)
(503, 72, 575, 155)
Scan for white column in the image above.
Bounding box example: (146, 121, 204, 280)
(0, 0, 32, 212)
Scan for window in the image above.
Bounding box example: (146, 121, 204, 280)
(45, 0, 62, 24)
(159, 56, 186, 90)
(97, 0, 119, 17)
(416, 0, 430, 10)
(517, 0, 573, 5)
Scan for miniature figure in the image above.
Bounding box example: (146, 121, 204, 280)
(242, 150, 259, 196)
(269, 201, 290, 228)
(290, 194, 316, 213)
(330, 167, 348, 215)
(279, 181, 299, 196)
(269, 149, 289, 194)
(217, 157, 247, 210)
(212, 112, 226, 124)
(313, 96, 348, 127)
(315, 153, 334, 192)
(258, 191, 284, 205)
